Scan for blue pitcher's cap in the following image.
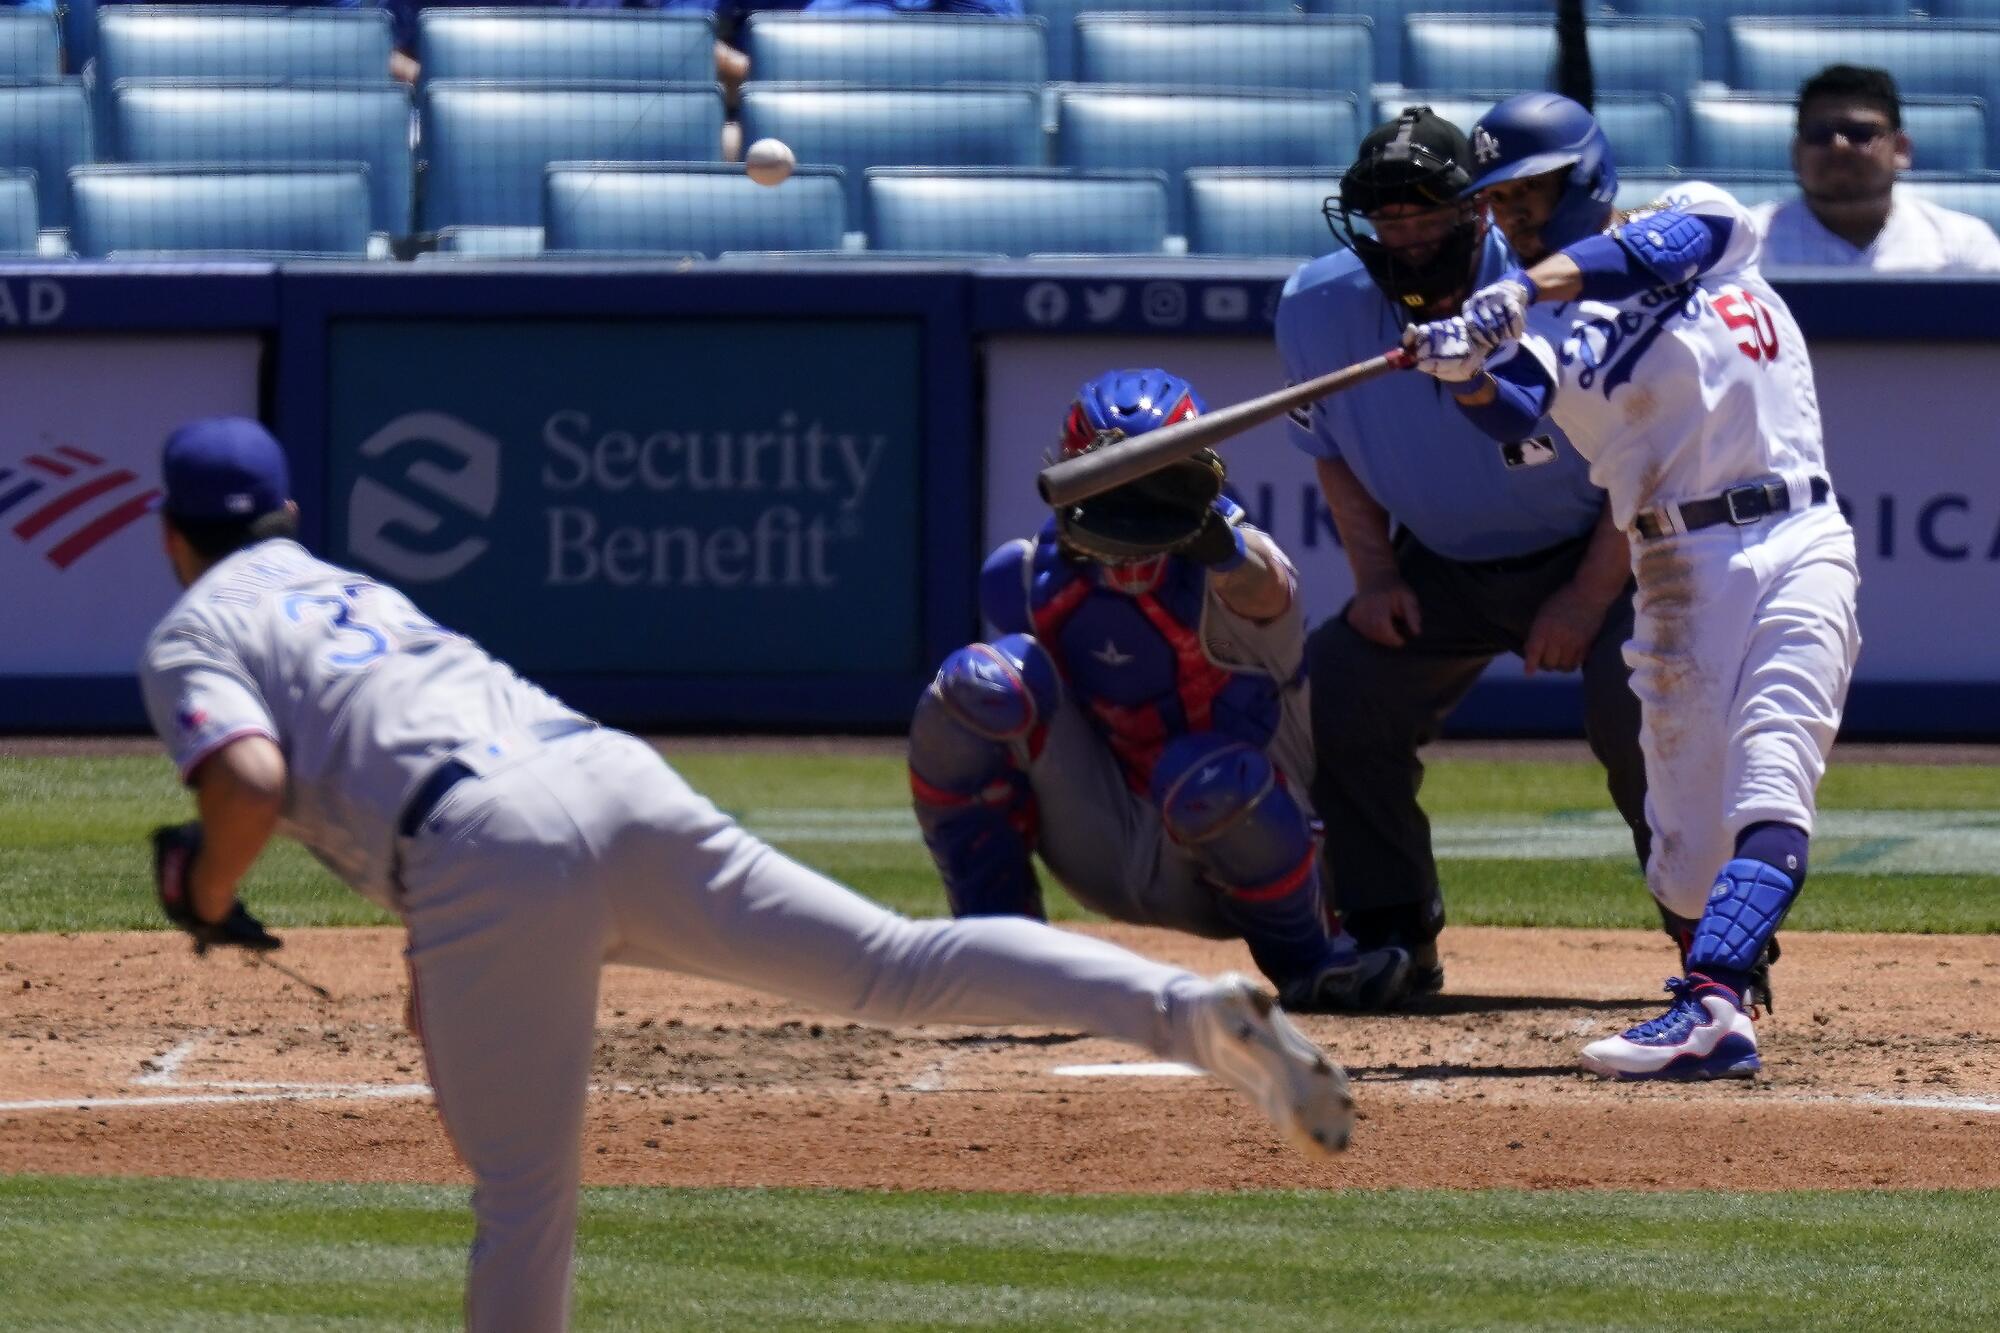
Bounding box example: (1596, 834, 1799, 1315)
(159, 417, 290, 522)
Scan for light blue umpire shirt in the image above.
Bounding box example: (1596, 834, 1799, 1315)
(1275, 227, 1607, 563)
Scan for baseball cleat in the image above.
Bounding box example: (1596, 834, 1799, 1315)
(1187, 973, 1355, 1157)
(1403, 940, 1445, 999)
(1281, 945, 1412, 1014)
(1580, 974, 1761, 1081)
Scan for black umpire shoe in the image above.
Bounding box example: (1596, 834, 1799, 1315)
(1403, 940, 1445, 998)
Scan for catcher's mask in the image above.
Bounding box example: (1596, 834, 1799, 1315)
(1055, 368, 1214, 595)
(1326, 106, 1484, 315)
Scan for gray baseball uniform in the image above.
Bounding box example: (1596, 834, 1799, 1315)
(137, 539, 1243, 1332)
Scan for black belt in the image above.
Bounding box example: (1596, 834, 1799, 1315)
(397, 719, 594, 838)
(1633, 476, 1829, 540)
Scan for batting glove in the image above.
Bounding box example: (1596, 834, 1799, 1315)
(1402, 318, 1490, 384)
(1461, 271, 1536, 352)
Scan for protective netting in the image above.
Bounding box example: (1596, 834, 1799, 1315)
(3, 2, 1994, 261)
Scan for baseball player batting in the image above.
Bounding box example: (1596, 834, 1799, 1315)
(1404, 93, 1861, 1079)
(910, 368, 1411, 1014)
(137, 418, 1356, 1332)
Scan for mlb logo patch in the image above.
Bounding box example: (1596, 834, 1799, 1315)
(1501, 436, 1558, 469)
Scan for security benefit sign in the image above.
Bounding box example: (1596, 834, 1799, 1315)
(326, 319, 923, 674)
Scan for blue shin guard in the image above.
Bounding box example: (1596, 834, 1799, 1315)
(1686, 858, 1799, 978)
(907, 634, 1060, 919)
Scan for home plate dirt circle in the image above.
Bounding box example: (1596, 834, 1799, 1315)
(4, 924, 1999, 1193)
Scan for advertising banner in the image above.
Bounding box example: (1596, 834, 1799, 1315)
(325, 318, 925, 676)
(984, 335, 2000, 688)
(0, 335, 263, 675)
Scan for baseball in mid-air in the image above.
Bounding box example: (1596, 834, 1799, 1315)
(745, 138, 796, 188)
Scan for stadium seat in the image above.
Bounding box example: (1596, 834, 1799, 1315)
(1614, 0, 1905, 84)
(0, 169, 36, 255)
(742, 14, 1047, 88)
(1404, 17, 1701, 102)
(0, 80, 91, 230)
(1055, 87, 1360, 233)
(1183, 168, 1344, 259)
(1024, 0, 1296, 84)
(1690, 93, 1987, 173)
(419, 82, 725, 231)
(96, 7, 396, 86)
(1376, 91, 1679, 171)
(68, 164, 373, 258)
(1927, 0, 2000, 17)
(0, 10, 59, 80)
(1613, 170, 1794, 214)
(544, 162, 846, 256)
(110, 82, 415, 238)
(865, 167, 1168, 256)
(1303, 0, 1547, 89)
(1727, 20, 2000, 160)
(739, 85, 1043, 220)
(428, 224, 547, 258)
(1074, 16, 1371, 97)
(1900, 170, 2000, 236)
(416, 10, 714, 85)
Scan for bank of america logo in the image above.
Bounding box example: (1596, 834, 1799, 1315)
(0, 445, 161, 570)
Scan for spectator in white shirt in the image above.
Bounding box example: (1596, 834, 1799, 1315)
(1753, 64, 2000, 273)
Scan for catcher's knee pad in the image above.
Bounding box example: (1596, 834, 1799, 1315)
(1150, 734, 1314, 894)
(906, 635, 1057, 919)
(1686, 858, 1799, 975)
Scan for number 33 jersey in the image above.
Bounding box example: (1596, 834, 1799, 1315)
(139, 539, 588, 907)
(1496, 180, 1830, 531)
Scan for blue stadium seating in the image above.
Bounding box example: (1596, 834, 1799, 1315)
(1926, 0, 2000, 18)
(96, 7, 395, 86)
(1900, 170, 2000, 236)
(1727, 21, 2000, 163)
(419, 82, 724, 231)
(1074, 16, 1371, 97)
(1303, 0, 1546, 89)
(1690, 93, 1987, 173)
(429, 224, 548, 258)
(0, 10, 59, 80)
(61, 0, 100, 77)
(1024, 0, 1296, 84)
(1614, 0, 1906, 85)
(865, 167, 1168, 256)
(111, 81, 415, 238)
(1055, 87, 1359, 233)
(68, 164, 373, 258)
(1183, 168, 1344, 259)
(1404, 16, 1702, 101)
(1375, 91, 1679, 171)
(0, 80, 91, 230)
(416, 10, 714, 85)
(739, 85, 1043, 220)
(1613, 170, 1794, 214)
(742, 14, 1048, 88)
(0, 169, 36, 255)
(544, 162, 846, 256)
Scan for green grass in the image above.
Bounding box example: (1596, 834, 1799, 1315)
(5, 752, 1998, 935)
(3, 1176, 1999, 1331)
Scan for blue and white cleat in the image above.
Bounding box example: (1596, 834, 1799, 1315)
(1580, 975, 1761, 1081)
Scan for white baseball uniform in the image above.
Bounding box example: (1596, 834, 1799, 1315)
(138, 538, 1255, 1332)
(1495, 181, 1863, 918)
(1752, 188, 2000, 272)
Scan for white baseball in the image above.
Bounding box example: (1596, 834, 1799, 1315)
(744, 138, 796, 188)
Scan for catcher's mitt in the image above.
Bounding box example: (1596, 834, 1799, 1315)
(150, 822, 281, 955)
(1055, 441, 1236, 565)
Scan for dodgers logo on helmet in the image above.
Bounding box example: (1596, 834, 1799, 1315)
(1465, 92, 1617, 251)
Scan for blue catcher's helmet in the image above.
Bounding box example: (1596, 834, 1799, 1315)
(1465, 92, 1617, 252)
(1059, 367, 1206, 457)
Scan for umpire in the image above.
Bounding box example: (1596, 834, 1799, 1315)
(1273, 107, 1649, 993)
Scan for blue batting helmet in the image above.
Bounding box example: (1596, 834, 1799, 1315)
(1060, 368, 1206, 457)
(1465, 92, 1617, 251)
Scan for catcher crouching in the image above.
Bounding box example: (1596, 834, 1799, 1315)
(908, 368, 1413, 1012)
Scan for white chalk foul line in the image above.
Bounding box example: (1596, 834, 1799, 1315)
(0, 1085, 433, 1113)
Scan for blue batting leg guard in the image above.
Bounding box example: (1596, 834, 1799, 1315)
(907, 634, 1060, 919)
(1686, 857, 1799, 987)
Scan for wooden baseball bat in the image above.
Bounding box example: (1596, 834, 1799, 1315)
(1036, 347, 1414, 509)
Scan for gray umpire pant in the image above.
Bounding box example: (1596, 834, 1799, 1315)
(1306, 530, 1650, 948)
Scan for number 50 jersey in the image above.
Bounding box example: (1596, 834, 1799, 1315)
(1495, 180, 1830, 531)
(139, 539, 588, 908)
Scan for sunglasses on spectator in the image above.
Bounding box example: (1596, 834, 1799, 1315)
(1799, 120, 1893, 147)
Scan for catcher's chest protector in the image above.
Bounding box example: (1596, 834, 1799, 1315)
(1026, 531, 1284, 789)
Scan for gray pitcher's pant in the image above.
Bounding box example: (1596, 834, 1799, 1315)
(398, 729, 1212, 1333)
(1306, 532, 1649, 943)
